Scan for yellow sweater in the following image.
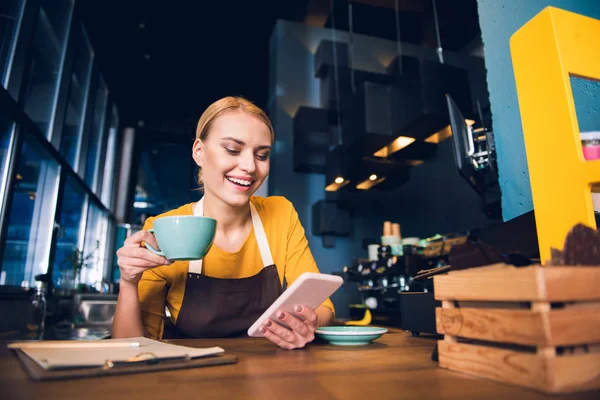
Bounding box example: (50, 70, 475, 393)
(138, 196, 335, 339)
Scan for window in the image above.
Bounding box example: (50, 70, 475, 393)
(80, 201, 108, 286)
(100, 104, 119, 210)
(1, 135, 59, 287)
(51, 173, 86, 293)
(59, 25, 92, 170)
(0, 0, 24, 85)
(133, 141, 196, 226)
(83, 70, 108, 190)
(0, 115, 15, 215)
(0, 1, 121, 289)
(20, 0, 72, 138)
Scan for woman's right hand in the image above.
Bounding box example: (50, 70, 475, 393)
(116, 230, 171, 285)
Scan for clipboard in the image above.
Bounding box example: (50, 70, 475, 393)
(13, 349, 238, 381)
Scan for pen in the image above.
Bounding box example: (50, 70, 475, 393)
(8, 341, 141, 349)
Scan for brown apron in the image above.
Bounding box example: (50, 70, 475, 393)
(163, 198, 282, 339)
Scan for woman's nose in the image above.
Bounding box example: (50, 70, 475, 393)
(239, 153, 256, 173)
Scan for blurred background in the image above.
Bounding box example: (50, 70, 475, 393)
(0, 0, 598, 338)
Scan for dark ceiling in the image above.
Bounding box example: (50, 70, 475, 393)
(79, 0, 481, 134)
(79, 0, 306, 132)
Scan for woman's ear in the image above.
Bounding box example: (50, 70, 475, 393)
(192, 139, 203, 167)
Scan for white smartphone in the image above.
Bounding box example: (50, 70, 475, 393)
(247, 272, 344, 337)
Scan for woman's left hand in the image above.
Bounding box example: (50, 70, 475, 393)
(261, 305, 317, 349)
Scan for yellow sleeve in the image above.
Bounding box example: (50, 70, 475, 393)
(283, 199, 335, 317)
(137, 216, 167, 339)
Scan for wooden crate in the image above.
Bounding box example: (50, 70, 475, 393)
(433, 264, 600, 394)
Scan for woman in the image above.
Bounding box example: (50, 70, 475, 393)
(113, 96, 335, 349)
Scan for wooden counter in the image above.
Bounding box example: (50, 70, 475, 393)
(1, 329, 598, 399)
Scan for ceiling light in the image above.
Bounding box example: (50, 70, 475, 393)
(334, 176, 344, 184)
(356, 176, 386, 190)
(373, 136, 415, 158)
(326, 178, 350, 192)
(369, 174, 377, 181)
(138, 23, 146, 29)
(144, 54, 150, 60)
(425, 125, 452, 144)
(424, 119, 476, 144)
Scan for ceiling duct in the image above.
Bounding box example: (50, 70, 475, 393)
(386, 54, 473, 141)
(292, 106, 332, 174)
(314, 39, 394, 111)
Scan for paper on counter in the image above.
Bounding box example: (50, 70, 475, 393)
(10, 337, 224, 370)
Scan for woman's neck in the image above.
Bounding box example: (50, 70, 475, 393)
(200, 192, 251, 232)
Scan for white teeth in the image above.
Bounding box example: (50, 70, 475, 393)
(227, 177, 252, 186)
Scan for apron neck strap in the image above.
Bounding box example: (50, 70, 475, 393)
(189, 197, 274, 274)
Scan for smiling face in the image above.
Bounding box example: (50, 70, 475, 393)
(192, 110, 272, 208)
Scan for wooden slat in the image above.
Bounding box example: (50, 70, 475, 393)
(434, 266, 600, 301)
(436, 306, 600, 346)
(549, 306, 600, 345)
(436, 308, 546, 346)
(438, 340, 600, 393)
(434, 267, 541, 301)
(542, 267, 600, 301)
(551, 353, 600, 393)
(437, 341, 549, 392)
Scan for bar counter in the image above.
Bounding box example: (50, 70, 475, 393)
(1, 328, 598, 399)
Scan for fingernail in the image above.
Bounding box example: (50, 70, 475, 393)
(165, 260, 172, 265)
(265, 320, 272, 327)
(278, 312, 285, 320)
(294, 305, 303, 312)
(260, 327, 266, 334)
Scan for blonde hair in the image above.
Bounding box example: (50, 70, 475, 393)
(195, 96, 274, 187)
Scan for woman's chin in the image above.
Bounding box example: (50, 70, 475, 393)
(226, 191, 255, 207)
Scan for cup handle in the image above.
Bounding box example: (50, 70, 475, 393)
(144, 229, 165, 257)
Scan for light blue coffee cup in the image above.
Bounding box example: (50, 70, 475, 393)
(145, 216, 216, 260)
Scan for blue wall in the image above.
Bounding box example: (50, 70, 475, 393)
(477, 0, 600, 221)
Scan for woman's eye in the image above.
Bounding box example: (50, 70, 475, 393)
(256, 153, 270, 161)
(225, 148, 239, 155)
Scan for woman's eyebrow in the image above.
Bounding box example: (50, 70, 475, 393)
(221, 136, 245, 145)
(221, 137, 271, 151)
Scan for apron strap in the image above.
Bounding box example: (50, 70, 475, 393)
(188, 197, 274, 274)
(249, 202, 274, 267)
